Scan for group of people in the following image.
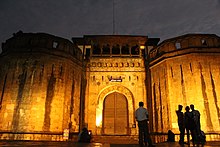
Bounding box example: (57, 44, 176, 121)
(176, 104, 205, 146)
(78, 102, 205, 146)
(135, 102, 206, 147)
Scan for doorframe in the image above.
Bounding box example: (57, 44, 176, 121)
(102, 92, 129, 135)
(96, 85, 135, 135)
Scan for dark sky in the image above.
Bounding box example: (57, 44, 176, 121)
(1, 0, 220, 51)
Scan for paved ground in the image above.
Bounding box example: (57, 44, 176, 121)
(0, 141, 220, 147)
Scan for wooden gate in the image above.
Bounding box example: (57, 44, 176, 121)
(103, 92, 128, 135)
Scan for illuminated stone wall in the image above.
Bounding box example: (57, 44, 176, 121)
(149, 34, 220, 137)
(75, 35, 151, 135)
(0, 32, 82, 140)
(1, 32, 220, 142)
(84, 58, 147, 135)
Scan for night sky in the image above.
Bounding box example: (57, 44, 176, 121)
(1, 0, 220, 52)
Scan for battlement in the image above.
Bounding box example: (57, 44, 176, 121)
(73, 35, 159, 58)
(149, 34, 220, 59)
(1, 31, 82, 61)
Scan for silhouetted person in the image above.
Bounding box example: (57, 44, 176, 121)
(78, 127, 91, 143)
(184, 106, 196, 145)
(167, 130, 175, 142)
(190, 104, 201, 145)
(176, 104, 184, 145)
(135, 101, 154, 147)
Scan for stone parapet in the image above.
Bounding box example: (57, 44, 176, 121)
(1, 31, 82, 62)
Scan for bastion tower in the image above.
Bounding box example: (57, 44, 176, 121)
(149, 34, 220, 141)
(0, 31, 83, 140)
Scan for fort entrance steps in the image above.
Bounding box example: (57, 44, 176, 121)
(92, 135, 139, 144)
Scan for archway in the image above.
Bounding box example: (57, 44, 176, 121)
(95, 85, 135, 135)
(103, 92, 128, 135)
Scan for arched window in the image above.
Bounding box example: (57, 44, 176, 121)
(92, 44, 101, 54)
(201, 39, 207, 46)
(53, 41, 58, 48)
(121, 44, 130, 54)
(102, 44, 110, 54)
(131, 45, 139, 55)
(175, 42, 181, 49)
(112, 44, 120, 54)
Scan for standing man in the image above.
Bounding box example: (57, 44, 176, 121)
(135, 101, 154, 147)
(184, 106, 196, 145)
(190, 104, 201, 144)
(176, 105, 185, 145)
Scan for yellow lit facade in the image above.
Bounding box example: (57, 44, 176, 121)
(77, 35, 151, 136)
(149, 34, 220, 141)
(0, 32, 220, 142)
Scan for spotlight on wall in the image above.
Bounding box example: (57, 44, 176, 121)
(140, 45, 145, 49)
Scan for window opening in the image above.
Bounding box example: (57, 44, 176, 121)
(53, 41, 58, 48)
(175, 42, 181, 49)
(112, 44, 120, 54)
(201, 39, 207, 46)
(131, 45, 139, 55)
(121, 44, 130, 54)
(102, 44, 110, 54)
(92, 44, 101, 54)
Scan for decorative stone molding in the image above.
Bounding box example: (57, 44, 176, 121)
(87, 62, 142, 68)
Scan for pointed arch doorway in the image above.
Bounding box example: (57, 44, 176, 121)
(103, 92, 129, 135)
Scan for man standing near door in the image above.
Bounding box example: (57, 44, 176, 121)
(135, 101, 154, 147)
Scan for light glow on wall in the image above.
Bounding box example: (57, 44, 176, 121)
(140, 45, 145, 49)
(96, 114, 102, 127)
(96, 106, 102, 127)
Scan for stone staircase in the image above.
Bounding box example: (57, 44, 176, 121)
(91, 135, 139, 144)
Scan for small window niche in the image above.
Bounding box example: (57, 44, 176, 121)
(201, 39, 207, 46)
(131, 45, 139, 55)
(112, 44, 120, 54)
(92, 44, 101, 55)
(53, 41, 58, 48)
(102, 44, 110, 55)
(121, 44, 130, 55)
(175, 42, 181, 49)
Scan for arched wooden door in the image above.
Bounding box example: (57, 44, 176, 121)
(103, 92, 128, 135)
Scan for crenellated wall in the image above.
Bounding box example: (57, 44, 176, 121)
(0, 32, 82, 140)
(149, 34, 220, 141)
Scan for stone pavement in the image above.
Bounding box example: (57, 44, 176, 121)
(0, 141, 220, 147)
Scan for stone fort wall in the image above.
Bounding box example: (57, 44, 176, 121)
(1, 32, 220, 142)
(0, 31, 82, 140)
(149, 34, 220, 142)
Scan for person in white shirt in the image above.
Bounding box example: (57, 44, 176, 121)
(135, 101, 154, 147)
